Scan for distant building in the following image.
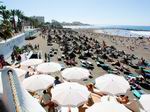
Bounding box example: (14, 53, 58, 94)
(23, 20, 33, 30)
(31, 16, 45, 24)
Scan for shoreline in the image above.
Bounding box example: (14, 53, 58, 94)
(75, 29, 150, 62)
(63, 25, 150, 31)
(63, 25, 150, 38)
(95, 29, 150, 38)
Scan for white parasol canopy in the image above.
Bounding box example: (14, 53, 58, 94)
(95, 74, 130, 95)
(23, 74, 54, 92)
(20, 59, 43, 66)
(139, 94, 150, 112)
(61, 67, 90, 81)
(86, 101, 131, 112)
(36, 62, 62, 73)
(51, 82, 90, 107)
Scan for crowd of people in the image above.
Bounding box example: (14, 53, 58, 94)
(44, 28, 150, 75)
(0, 27, 149, 112)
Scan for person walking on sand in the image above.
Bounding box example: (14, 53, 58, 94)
(45, 53, 47, 62)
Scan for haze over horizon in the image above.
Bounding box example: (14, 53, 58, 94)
(3, 0, 150, 26)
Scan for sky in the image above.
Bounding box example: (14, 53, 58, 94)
(2, 0, 150, 26)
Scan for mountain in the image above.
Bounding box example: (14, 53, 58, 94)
(61, 21, 90, 26)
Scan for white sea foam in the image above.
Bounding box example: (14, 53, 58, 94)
(63, 25, 150, 38)
(130, 31, 150, 37)
(95, 29, 150, 38)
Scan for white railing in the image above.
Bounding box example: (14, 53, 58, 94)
(7, 70, 22, 112)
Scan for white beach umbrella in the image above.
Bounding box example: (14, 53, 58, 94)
(95, 74, 130, 95)
(23, 74, 54, 92)
(51, 82, 90, 107)
(21, 59, 43, 66)
(86, 101, 131, 112)
(139, 94, 150, 112)
(61, 67, 90, 81)
(36, 62, 62, 73)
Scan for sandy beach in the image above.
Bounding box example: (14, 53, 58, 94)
(78, 29, 150, 62)
(26, 28, 150, 87)
(22, 28, 150, 112)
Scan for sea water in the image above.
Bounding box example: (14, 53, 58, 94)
(63, 25, 150, 37)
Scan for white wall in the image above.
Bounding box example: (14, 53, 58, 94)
(1, 67, 46, 112)
(0, 29, 39, 60)
(0, 33, 26, 59)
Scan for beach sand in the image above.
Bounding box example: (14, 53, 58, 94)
(26, 28, 150, 86)
(25, 28, 150, 112)
(78, 29, 150, 62)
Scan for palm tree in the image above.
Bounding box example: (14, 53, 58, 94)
(30, 18, 39, 28)
(0, 5, 6, 20)
(0, 6, 11, 21)
(26, 17, 39, 28)
(0, 5, 12, 40)
(16, 9, 24, 31)
(0, 23, 12, 40)
(10, 9, 17, 33)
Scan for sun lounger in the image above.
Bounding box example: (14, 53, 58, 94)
(61, 54, 65, 59)
(144, 73, 150, 79)
(132, 89, 145, 99)
(131, 85, 136, 90)
(80, 60, 86, 64)
(81, 63, 86, 67)
(80, 60, 94, 69)
(128, 73, 138, 77)
(57, 57, 61, 61)
(139, 82, 150, 90)
(107, 70, 119, 74)
(129, 64, 139, 69)
(87, 61, 93, 65)
(99, 64, 108, 67)
(96, 61, 101, 66)
(143, 69, 150, 73)
(81, 63, 94, 69)
(96, 59, 104, 64)
(100, 64, 112, 71)
(146, 63, 150, 67)
(96, 61, 104, 66)
(132, 90, 141, 99)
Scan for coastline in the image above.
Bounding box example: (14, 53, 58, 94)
(75, 29, 150, 62)
(63, 25, 150, 38)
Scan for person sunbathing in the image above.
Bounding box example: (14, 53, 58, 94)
(107, 57, 114, 62)
(43, 100, 57, 112)
(116, 96, 129, 104)
(111, 60, 121, 66)
(0, 54, 10, 69)
(86, 84, 107, 97)
(140, 57, 147, 66)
